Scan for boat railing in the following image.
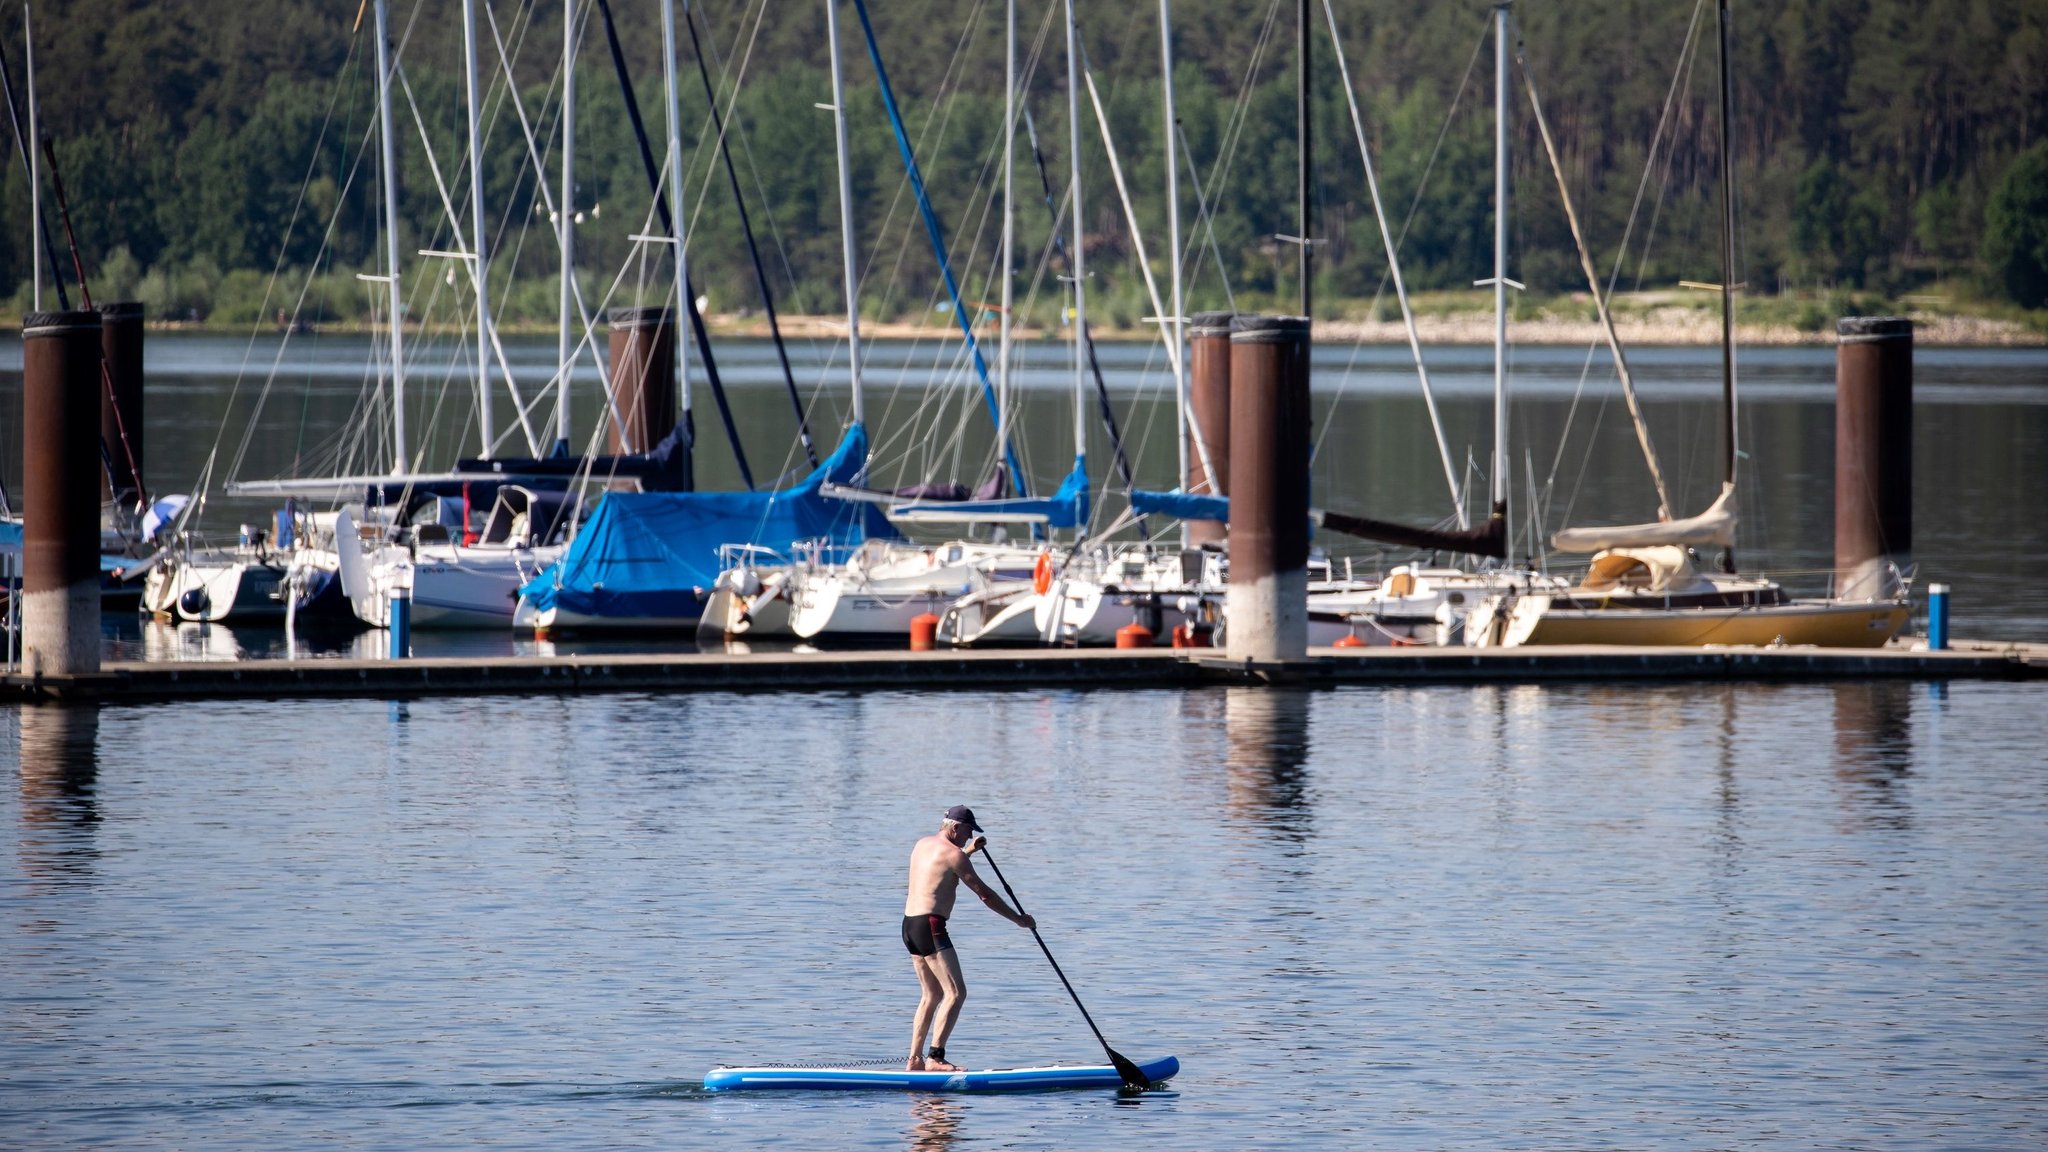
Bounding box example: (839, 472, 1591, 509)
(716, 543, 793, 574)
(2, 547, 17, 674)
(784, 538, 865, 573)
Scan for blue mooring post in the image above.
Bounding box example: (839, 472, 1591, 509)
(388, 586, 412, 660)
(1927, 583, 1950, 651)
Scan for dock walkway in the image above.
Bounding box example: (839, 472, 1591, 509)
(5, 640, 2044, 704)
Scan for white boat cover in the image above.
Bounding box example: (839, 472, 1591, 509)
(1550, 482, 1737, 554)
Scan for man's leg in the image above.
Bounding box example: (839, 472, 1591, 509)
(922, 947, 968, 1072)
(907, 955, 942, 1071)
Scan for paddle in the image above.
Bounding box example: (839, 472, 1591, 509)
(975, 842, 1151, 1091)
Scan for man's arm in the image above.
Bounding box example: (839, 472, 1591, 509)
(955, 856, 1036, 929)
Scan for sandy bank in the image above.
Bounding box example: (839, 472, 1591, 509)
(722, 308, 2045, 347)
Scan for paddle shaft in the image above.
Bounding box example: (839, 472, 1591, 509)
(975, 844, 1144, 1087)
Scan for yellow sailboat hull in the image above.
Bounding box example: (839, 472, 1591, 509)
(1507, 598, 1909, 648)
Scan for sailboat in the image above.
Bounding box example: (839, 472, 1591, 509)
(239, 0, 714, 632)
(518, 0, 903, 635)
(1075, 0, 1533, 649)
(329, 0, 567, 631)
(972, 0, 1228, 649)
(1299, 0, 1565, 647)
(1468, 0, 1908, 649)
(760, 0, 1082, 644)
(149, 0, 592, 628)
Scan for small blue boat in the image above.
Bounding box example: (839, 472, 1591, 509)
(703, 1055, 1178, 1093)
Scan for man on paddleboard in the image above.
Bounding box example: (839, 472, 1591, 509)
(903, 805, 1034, 1072)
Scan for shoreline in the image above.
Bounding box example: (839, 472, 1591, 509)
(63, 307, 2047, 349)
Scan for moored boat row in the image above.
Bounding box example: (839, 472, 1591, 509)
(106, 0, 1912, 658)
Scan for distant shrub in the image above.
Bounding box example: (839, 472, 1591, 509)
(138, 257, 222, 322)
(208, 269, 281, 326)
(1793, 299, 1831, 333)
(97, 246, 143, 303)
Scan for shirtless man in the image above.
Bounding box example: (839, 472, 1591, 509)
(902, 805, 1035, 1072)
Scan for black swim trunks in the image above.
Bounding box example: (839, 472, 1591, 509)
(902, 913, 954, 957)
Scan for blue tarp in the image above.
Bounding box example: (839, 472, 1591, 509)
(1129, 488, 1227, 522)
(518, 426, 899, 623)
(0, 519, 125, 574)
(894, 456, 1091, 527)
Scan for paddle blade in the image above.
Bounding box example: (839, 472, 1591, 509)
(1109, 1049, 1150, 1091)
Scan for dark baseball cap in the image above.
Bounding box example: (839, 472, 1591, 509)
(944, 804, 983, 832)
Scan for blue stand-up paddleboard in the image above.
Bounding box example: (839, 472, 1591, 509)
(703, 1055, 1179, 1093)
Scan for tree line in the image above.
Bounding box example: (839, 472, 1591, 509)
(1, 0, 2044, 328)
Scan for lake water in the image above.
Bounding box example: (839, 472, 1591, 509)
(4, 679, 2046, 1148)
(5, 334, 2047, 1146)
(0, 331, 2044, 657)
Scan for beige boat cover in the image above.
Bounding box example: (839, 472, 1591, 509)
(1579, 545, 1713, 594)
(1550, 482, 1737, 554)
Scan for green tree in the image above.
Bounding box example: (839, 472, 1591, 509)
(1982, 142, 2048, 308)
(1793, 159, 1884, 285)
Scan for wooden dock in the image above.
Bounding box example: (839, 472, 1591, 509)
(5, 639, 2044, 704)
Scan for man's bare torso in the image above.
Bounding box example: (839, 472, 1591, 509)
(904, 834, 968, 917)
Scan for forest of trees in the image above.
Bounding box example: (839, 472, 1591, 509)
(1, 0, 2045, 328)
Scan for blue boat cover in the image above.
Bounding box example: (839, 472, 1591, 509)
(517, 426, 898, 622)
(894, 455, 1090, 527)
(1129, 488, 1227, 522)
(703, 1054, 1178, 1093)
(0, 518, 19, 553)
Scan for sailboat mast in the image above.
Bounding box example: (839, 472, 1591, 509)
(462, 0, 495, 459)
(24, 5, 36, 313)
(556, 0, 577, 455)
(662, 0, 692, 448)
(1161, 0, 1188, 516)
(1063, 0, 1086, 463)
(373, 0, 408, 472)
(1296, 0, 1310, 316)
(1716, 0, 1736, 492)
(827, 0, 864, 427)
(998, 0, 1014, 476)
(1491, 2, 1510, 549)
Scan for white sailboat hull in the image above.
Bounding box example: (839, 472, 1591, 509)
(785, 541, 1038, 641)
(142, 551, 288, 622)
(350, 546, 559, 630)
(789, 578, 969, 640)
(937, 581, 1045, 646)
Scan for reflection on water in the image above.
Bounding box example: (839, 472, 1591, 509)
(905, 1094, 963, 1152)
(17, 705, 98, 825)
(1224, 688, 1313, 844)
(1831, 681, 1916, 828)
(112, 616, 389, 663)
(15, 705, 100, 888)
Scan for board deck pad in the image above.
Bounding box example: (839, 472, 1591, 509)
(703, 1055, 1179, 1092)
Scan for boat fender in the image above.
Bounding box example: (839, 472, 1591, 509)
(178, 588, 209, 619)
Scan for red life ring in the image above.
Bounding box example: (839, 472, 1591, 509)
(1032, 551, 1054, 595)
